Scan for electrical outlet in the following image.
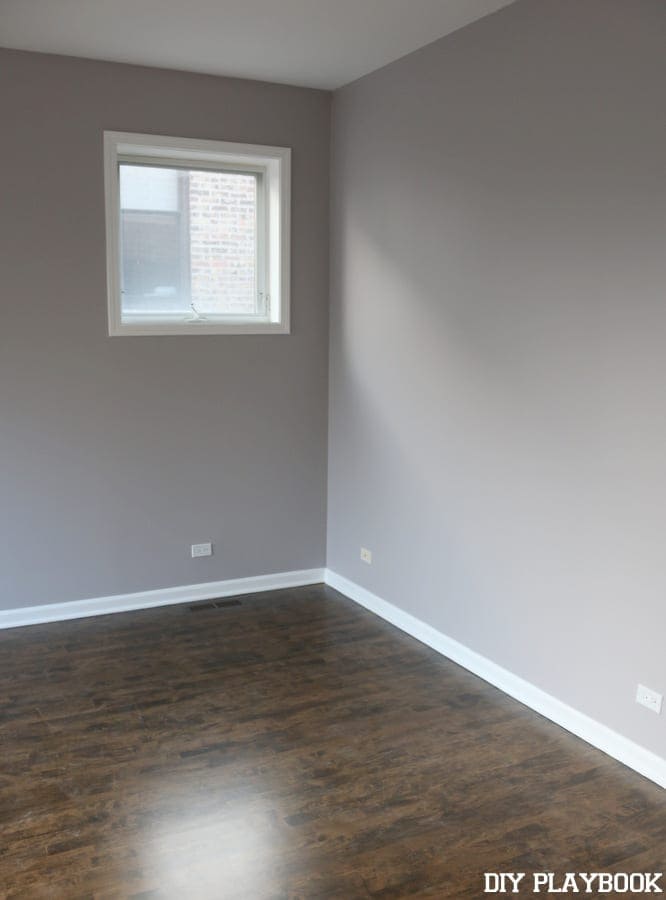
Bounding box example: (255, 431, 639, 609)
(191, 542, 213, 559)
(360, 547, 372, 565)
(636, 684, 662, 714)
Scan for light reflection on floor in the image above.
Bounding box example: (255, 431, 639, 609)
(140, 797, 288, 897)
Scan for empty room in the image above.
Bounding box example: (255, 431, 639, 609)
(1, 0, 664, 896)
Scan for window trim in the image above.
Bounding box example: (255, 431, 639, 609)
(103, 131, 291, 336)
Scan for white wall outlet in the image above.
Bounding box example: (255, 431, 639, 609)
(360, 547, 372, 564)
(191, 542, 213, 559)
(636, 684, 662, 714)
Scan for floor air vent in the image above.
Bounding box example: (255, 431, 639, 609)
(189, 599, 242, 612)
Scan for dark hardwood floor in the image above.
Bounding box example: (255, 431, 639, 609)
(0, 585, 664, 898)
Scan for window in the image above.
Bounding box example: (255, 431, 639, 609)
(104, 132, 290, 335)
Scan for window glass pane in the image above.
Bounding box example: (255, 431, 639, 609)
(189, 170, 258, 316)
(119, 165, 258, 320)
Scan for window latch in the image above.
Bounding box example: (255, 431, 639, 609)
(185, 302, 207, 323)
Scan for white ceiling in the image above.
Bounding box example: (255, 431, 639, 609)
(0, 0, 517, 90)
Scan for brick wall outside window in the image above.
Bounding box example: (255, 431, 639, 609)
(188, 171, 257, 315)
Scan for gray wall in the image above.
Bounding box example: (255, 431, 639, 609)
(0, 49, 330, 608)
(328, 0, 666, 757)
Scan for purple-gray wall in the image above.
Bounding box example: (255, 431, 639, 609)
(328, 0, 666, 757)
(0, 49, 330, 608)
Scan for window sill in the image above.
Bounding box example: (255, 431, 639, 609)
(109, 320, 290, 336)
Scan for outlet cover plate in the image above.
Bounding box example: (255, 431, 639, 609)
(636, 684, 662, 714)
(191, 542, 213, 558)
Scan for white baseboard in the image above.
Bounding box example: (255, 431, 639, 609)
(0, 568, 326, 630)
(324, 569, 666, 790)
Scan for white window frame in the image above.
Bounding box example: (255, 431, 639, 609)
(104, 131, 291, 336)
